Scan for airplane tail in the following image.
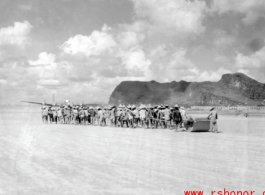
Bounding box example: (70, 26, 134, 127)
(53, 94, 55, 103)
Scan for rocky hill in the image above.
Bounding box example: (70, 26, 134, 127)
(108, 73, 265, 106)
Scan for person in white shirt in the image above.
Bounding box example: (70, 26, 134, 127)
(207, 107, 218, 133)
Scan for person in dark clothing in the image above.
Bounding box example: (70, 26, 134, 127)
(158, 106, 165, 129)
(121, 106, 128, 128)
(153, 106, 159, 129)
(172, 104, 182, 131)
(48, 106, 53, 123)
(146, 105, 154, 128)
(89, 108, 96, 125)
(110, 106, 116, 127)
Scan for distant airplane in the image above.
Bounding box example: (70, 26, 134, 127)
(21, 94, 103, 107)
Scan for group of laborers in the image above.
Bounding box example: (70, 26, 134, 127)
(41, 104, 194, 130)
(41, 103, 219, 132)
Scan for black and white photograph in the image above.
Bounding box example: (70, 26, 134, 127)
(0, 0, 265, 194)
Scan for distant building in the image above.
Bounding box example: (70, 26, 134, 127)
(191, 106, 265, 111)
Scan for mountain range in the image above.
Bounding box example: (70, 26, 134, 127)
(108, 73, 265, 106)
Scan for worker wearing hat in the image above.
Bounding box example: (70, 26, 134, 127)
(169, 107, 175, 129)
(123, 105, 130, 127)
(97, 107, 105, 126)
(61, 106, 67, 124)
(64, 106, 71, 124)
(118, 105, 126, 127)
(179, 107, 186, 128)
(172, 104, 182, 131)
(87, 107, 92, 125)
(79, 106, 85, 125)
(163, 105, 170, 129)
(132, 105, 140, 128)
(89, 107, 96, 125)
(115, 105, 122, 127)
(93, 107, 99, 125)
(123, 106, 133, 127)
(153, 105, 159, 129)
(104, 106, 110, 126)
(146, 105, 155, 128)
(57, 106, 63, 124)
(47, 106, 53, 123)
(127, 106, 134, 128)
(110, 106, 116, 127)
(158, 105, 165, 129)
(52, 105, 58, 124)
(72, 106, 79, 125)
(41, 104, 48, 124)
(139, 104, 147, 128)
(82, 107, 87, 125)
(207, 107, 218, 133)
(68, 106, 73, 124)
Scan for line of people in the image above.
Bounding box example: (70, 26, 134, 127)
(41, 104, 193, 130)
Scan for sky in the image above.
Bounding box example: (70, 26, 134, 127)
(0, 0, 265, 105)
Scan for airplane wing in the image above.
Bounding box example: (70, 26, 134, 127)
(21, 101, 53, 106)
(82, 103, 102, 107)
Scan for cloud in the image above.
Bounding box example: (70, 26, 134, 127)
(18, 4, 33, 11)
(235, 46, 265, 69)
(120, 20, 149, 32)
(118, 47, 151, 73)
(234, 46, 265, 82)
(0, 60, 34, 95)
(168, 49, 195, 70)
(116, 31, 139, 49)
(247, 38, 265, 52)
(197, 67, 231, 81)
(28, 52, 56, 66)
(27, 51, 66, 90)
(0, 21, 33, 47)
(60, 23, 152, 79)
(212, 0, 265, 25)
(131, 0, 208, 34)
(182, 67, 231, 82)
(101, 24, 111, 32)
(237, 69, 254, 78)
(0, 79, 7, 84)
(150, 44, 168, 57)
(213, 30, 236, 48)
(22, 22, 152, 102)
(27, 52, 68, 90)
(37, 79, 60, 86)
(147, 48, 198, 82)
(61, 24, 116, 57)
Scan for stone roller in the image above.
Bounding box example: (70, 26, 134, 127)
(186, 117, 210, 132)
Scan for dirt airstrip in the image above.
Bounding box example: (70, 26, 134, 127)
(0, 107, 265, 195)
